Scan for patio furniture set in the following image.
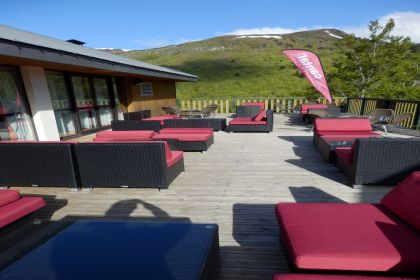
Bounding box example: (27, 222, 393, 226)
(274, 171, 420, 280)
(313, 117, 420, 187)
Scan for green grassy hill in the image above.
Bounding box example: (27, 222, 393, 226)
(119, 29, 348, 98)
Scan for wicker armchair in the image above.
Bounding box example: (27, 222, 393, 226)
(336, 137, 420, 187)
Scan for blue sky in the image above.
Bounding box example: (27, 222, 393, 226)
(1, 0, 420, 50)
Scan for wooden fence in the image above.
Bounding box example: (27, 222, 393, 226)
(347, 98, 420, 129)
(177, 97, 347, 114)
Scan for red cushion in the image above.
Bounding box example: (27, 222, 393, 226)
(167, 150, 183, 168)
(243, 102, 265, 111)
(301, 104, 328, 114)
(317, 131, 379, 137)
(0, 197, 45, 228)
(229, 119, 267, 125)
(275, 203, 420, 272)
(0, 190, 20, 207)
(273, 274, 416, 280)
(93, 137, 153, 142)
(96, 131, 156, 139)
(152, 134, 211, 142)
(159, 128, 213, 135)
(315, 118, 372, 132)
(381, 172, 420, 232)
(335, 147, 353, 165)
(253, 110, 267, 121)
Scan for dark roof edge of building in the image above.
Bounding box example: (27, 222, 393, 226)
(0, 25, 198, 82)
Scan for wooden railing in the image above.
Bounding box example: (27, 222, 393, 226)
(177, 97, 347, 114)
(347, 97, 420, 129)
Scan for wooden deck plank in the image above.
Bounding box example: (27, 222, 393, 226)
(2, 114, 391, 279)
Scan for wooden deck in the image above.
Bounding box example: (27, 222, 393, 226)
(1, 114, 392, 279)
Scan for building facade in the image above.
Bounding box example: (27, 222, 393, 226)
(0, 25, 197, 141)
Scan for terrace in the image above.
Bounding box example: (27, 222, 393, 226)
(0, 113, 399, 280)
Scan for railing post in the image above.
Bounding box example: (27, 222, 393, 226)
(413, 101, 420, 130)
(360, 97, 367, 115)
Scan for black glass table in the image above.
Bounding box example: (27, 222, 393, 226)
(0, 221, 219, 280)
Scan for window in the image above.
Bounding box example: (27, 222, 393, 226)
(46, 71, 77, 137)
(140, 83, 153, 97)
(0, 66, 36, 141)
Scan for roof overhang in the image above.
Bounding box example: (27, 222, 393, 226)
(0, 39, 198, 82)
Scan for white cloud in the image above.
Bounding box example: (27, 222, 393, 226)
(222, 11, 420, 43)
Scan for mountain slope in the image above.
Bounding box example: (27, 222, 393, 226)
(121, 29, 347, 98)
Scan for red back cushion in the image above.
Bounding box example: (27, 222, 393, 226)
(314, 118, 372, 132)
(96, 131, 156, 138)
(243, 102, 265, 111)
(253, 110, 267, 121)
(301, 104, 328, 113)
(381, 171, 420, 231)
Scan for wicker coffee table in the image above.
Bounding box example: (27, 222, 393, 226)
(0, 221, 220, 280)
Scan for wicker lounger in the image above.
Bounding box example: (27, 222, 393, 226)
(229, 110, 273, 132)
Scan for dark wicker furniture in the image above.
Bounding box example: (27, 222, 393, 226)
(0, 142, 79, 189)
(111, 120, 161, 132)
(0, 220, 220, 280)
(153, 134, 214, 152)
(163, 118, 227, 131)
(229, 110, 273, 132)
(317, 135, 382, 163)
(236, 105, 261, 117)
(74, 142, 184, 189)
(123, 110, 151, 120)
(336, 138, 420, 186)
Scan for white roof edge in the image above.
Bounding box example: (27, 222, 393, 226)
(0, 24, 197, 80)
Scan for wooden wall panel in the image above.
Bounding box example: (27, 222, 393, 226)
(126, 78, 177, 116)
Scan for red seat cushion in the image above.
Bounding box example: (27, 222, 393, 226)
(301, 104, 328, 114)
(243, 102, 265, 111)
(229, 119, 267, 125)
(0, 190, 20, 207)
(381, 171, 420, 232)
(253, 110, 267, 121)
(93, 137, 153, 142)
(167, 150, 183, 168)
(159, 128, 213, 135)
(273, 274, 417, 280)
(152, 134, 211, 142)
(315, 118, 372, 133)
(144, 115, 180, 125)
(335, 147, 353, 165)
(0, 197, 45, 228)
(96, 131, 156, 139)
(275, 203, 420, 272)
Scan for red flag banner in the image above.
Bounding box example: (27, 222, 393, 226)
(283, 49, 332, 103)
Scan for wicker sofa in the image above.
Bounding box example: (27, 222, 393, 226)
(163, 118, 227, 131)
(74, 142, 184, 189)
(96, 129, 214, 152)
(335, 138, 420, 186)
(275, 171, 420, 274)
(236, 102, 265, 117)
(112, 120, 162, 132)
(300, 104, 329, 121)
(229, 110, 273, 132)
(0, 141, 79, 189)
